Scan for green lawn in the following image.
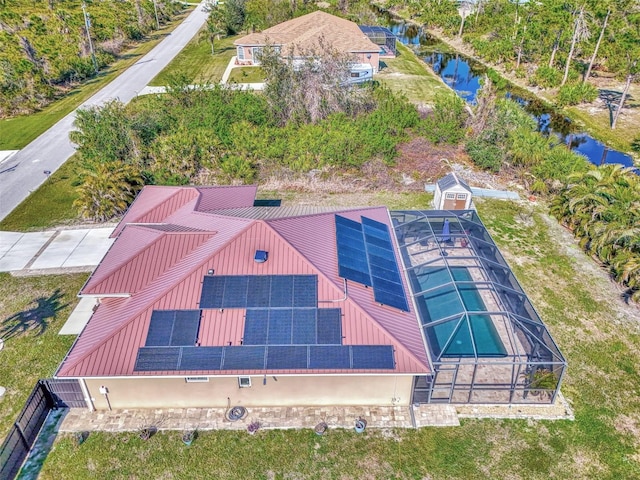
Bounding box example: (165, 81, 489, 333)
(149, 35, 238, 86)
(0, 11, 192, 151)
(0, 156, 80, 232)
(375, 43, 450, 105)
(36, 197, 640, 479)
(0, 273, 88, 441)
(227, 66, 266, 84)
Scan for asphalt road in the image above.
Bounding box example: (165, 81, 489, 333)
(0, 2, 209, 221)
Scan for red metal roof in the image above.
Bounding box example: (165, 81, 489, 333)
(58, 186, 430, 378)
(195, 185, 257, 212)
(82, 228, 216, 295)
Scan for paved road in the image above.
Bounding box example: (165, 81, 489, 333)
(0, 2, 209, 221)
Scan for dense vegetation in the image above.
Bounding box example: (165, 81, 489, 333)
(385, 0, 640, 125)
(69, 76, 418, 220)
(0, 0, 183, 117)
(551, 165, 640, 301)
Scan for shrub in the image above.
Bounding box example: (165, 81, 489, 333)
(465, 138, 502, 172)
(422, 92, 468, 145)
(557, 82, 599, 106)
(530, 66, 562, 89)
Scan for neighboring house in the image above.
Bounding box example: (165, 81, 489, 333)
(233, 11, 380, 77)
(55, 186, 565, 410)
(433, 172, 473, 210)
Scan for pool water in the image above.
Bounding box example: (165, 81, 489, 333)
(414, 267, 507, 357)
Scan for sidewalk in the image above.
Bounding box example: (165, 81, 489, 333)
(0, 226, 114, 273)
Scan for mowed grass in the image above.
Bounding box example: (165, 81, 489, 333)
(375, 42, 450, 105)
(38, 197, 640, 479)
(0, 272, 88, 441)
(0, 10, 192, 151)
(149, 34, 237, 86)
(227, 66, 266, 84)
(0, 156, 80, 232)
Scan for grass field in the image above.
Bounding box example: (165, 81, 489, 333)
(0, 11, 192, 151)
(149, 35, 238, 86)
(227, 66, 266, 84)
(375, 43, 451, 106)
(0, 273, 88, 441)
(33, 196, 640, 480)
(0, 156, 80, 232)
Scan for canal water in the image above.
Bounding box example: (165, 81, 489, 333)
(377, 14, 636, 170)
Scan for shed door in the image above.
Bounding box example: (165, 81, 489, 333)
(443, 193, 457, 210)
(454, 193, 467, 210)
(443, 193, 468, 210)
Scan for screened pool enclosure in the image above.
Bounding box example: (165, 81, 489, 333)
(391, 210, 566, 404)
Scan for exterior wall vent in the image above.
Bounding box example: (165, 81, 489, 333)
(254, 250, 268, 263)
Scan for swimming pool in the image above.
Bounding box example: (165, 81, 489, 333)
(413, 267, 508, 358)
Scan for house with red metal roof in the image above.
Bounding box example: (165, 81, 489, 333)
(56, 185, 431, 410)
(55, 185, 566, 409)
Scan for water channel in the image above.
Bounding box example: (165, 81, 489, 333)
(376, 14, 637, 171)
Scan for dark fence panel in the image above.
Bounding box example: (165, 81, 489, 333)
(0, 381, 52, 480)
(42, 379, 85, 408)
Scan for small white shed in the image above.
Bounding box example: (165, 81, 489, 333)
(433, 173, 473, 210)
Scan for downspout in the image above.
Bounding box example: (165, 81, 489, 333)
(80, 378, 95, 411)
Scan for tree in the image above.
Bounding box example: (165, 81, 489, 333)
(205, 3, 226, 55)
(583, 6, 610, 83)
(224, 0, 246, 34)
(74, 161, 144, 222)
(561, 3, 590, 86)
(70, 100, 137, 166)
(260, 40, 376, 125)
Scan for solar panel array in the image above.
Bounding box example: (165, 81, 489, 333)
(200, 275, 317, 309)
(335, 215, 372, 286)
(243, 308, 342, 345)
(335, 215, 409, 311)
(361, 217, 409, 311)
(134, 345, 395, 371)
(145, 310, 201, 347)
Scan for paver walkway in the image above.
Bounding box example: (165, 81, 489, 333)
(60, 405, 460, 432)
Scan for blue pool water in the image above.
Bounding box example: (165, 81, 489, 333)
(414, 267, 507, 357)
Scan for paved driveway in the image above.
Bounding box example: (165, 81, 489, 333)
(0, 228, 114, 272)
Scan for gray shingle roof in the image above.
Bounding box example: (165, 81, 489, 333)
(436, 173, 472, 193)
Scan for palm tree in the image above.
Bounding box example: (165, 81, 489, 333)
(74, 161, 144, 222)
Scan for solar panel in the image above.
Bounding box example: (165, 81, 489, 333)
(243, 310, 269, 345)
(145, 310, 201, 347)
(170, 311, 201, 346)
(266, 346, 308, 369)
(308, 345, 351, 369)
(222, 346, 266, 370)
(267, 309, 293, 344)
(292, 309, 317, 344)
(316, 309, 342, 344)
(200, 276, 225, 308)
(222, 276, 249, 308)
(246, 276, 271, 308)
(351, 345, 395, 369)
(179, 346, 223, 370)
(293, 276, 317, 307)
(134, 347, 181, 371)
(270, 275, 294, 307)
(145, 311, 175, 346)
(335, 215, 372, 286)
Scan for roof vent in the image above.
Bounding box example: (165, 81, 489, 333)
(254, 250, 268, 263)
